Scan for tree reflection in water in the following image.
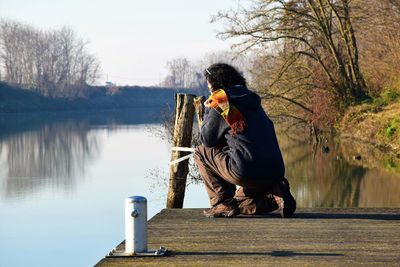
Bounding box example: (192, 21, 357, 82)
(0, 119, 101, 199)
(278, 132, 400, 208)
(1, 112, 399, 207)
(0, 108, 164, 199)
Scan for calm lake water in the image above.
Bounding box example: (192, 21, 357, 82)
(1, 108, 399, 267)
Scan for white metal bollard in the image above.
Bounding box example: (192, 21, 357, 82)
(106, 196, 167, 258)
(125, 196, 147, 254)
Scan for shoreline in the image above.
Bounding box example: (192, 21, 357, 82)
(0, 81, 200, 113)
(339, 100, 400, 154)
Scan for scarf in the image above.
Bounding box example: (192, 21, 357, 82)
(204, 89, 246, 135)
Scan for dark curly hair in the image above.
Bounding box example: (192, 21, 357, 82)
(204, 63, 246, 91)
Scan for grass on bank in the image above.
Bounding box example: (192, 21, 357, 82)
(338, 85, 400, 173)
(340, 86, 400, 152)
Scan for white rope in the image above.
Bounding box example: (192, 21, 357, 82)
(169, 154, 193, 165)
(169, 146, 196, 165)
(171, 146, 195, 152)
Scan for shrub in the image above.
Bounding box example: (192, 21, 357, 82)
(373, 88, 400, 107)
(385, 119, 400, 138)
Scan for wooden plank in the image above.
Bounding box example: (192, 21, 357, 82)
(96, 208, 400, 266)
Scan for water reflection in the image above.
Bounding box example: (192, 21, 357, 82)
(279, 132, 400, 208)
(0, 120, 100, 199)
(0, 108, 163, 199)
(0, 110, 399, 207)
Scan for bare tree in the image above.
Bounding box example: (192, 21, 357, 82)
(353, 0, 400, 94)
(215, 0, 368, 102)
(162, 57, 191, 88)
(209, 0, 390, 132)
(0, 19, 101, 97)
(160, 50, 255, 93)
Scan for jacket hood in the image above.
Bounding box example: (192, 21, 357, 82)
(224, 85, 261, 109)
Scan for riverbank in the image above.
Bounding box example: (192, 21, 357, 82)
(339, 99, 400, 153)
(0, 82, 201, 113)
(338, 99, 400, 173)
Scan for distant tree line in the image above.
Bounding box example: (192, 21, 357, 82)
(0, 19, 100, 98)
(159, 51, 254, 92)
(214, 0, 400, 130)
(0, 81, 179, 112)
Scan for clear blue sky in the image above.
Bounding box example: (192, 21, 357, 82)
(0, 0, 243, 86)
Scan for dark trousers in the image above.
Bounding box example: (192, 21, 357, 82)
(194, 145, 276, 215)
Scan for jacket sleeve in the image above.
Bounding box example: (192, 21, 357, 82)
(200, 107, 230, 147)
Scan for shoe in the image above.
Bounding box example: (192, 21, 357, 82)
(203, 202, 239, 218)
(273, 178, 296, 218)
(265, 193, 279, 213)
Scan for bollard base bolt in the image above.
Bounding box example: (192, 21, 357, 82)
(105, 246, 168, 258)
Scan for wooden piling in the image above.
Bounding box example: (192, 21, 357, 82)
(166, 93, 195, 208)
(194, 96, 206, 130)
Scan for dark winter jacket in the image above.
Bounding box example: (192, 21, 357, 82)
(200, 85, 285, 181)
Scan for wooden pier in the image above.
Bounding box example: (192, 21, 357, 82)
(96, 208, 400, 266)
